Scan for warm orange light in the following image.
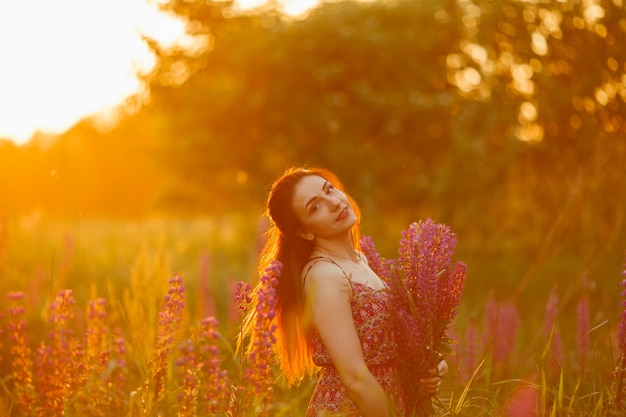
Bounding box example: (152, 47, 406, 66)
(0, 0, 320, 146)
(0, 0, 185, 145)
(236, 0, 319, 17)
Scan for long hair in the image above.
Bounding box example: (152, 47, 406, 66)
(240, 166, 361, 385)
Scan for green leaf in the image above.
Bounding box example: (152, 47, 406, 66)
(437, 336, 457, 345)
(433, 340, 455, 356)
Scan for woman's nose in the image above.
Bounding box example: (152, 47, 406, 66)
(327, 197, 342, 210)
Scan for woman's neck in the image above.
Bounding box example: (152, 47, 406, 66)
(313, 240, 359, 263)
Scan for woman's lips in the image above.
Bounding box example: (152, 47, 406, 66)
(336, 207, 348, 221)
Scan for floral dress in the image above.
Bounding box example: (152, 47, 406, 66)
(304, 258, 407, 417)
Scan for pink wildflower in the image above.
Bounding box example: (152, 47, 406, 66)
(37, 289, 83, 417)
(494, 301, 519, 366)
(482, 291, 498, 352)
(176, 338, 200, 417)
(480, 293, 518, 373)
(85, 298, 108, 369)
(244, 260, 280, 415)
(505, 385, 539, 417)
(618, 256, 626, 354)
(176, 316, 231, 416)
(576, 274, 590, 374)
(460, 316, 479, 383)
(147, 275, 186, 402)
(235, 281, 253, 313)
(232, 279, 254, 414)
(197, 316, 230, 413)
(76, 298, 128, 415)
(6, 292, 39, 415)
(611, 253, 626, 413)
(157, 275, 186, 353)
(111, 328, 128, 395)
(360, 235, 388, 279)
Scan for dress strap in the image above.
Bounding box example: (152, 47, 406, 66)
(302, 256, 352, 288)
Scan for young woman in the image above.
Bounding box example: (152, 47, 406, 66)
(246, 167, 446, 417)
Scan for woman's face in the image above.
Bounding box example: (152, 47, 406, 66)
(291, 175, 357, 241)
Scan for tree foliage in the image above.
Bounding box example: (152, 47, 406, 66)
(0, 0, 624, 303)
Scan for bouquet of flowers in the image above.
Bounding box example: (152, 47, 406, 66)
(361, 219, 467, 416)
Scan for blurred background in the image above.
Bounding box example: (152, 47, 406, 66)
(0, 0, 624, 328)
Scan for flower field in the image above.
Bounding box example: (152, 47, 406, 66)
(0, 214, 625, 416)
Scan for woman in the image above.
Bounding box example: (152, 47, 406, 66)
(246, 167, 446, 416)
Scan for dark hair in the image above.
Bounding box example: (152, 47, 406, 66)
(243, 166, 361, 384)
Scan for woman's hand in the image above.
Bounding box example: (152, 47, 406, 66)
(419, 359, 448, 395)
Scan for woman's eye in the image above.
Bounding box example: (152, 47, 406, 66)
(312, 203, 320, 211)
(326, 186, 334, 194)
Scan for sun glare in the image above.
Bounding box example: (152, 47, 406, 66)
(0, 0, 184, 145)
(0, 0, 319, 145)
(236, 0, 319, 17)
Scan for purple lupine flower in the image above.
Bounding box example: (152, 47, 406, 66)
(460, 316, 479, 383)
(111, 328, 127, 394)
(150, 275, 186, 400)
(576, 274, 590, 374)
(157, 275, 186, 353)
(177, 338, 199, 417)
(7, 291, 25, 301)
(398, 220, 465, 342)
(85, 298, 109, 378)
(505, 385, 539, 417)
(438, 260, 467, 326)
(49, 289, 75, 326)
(360, 235, 389, 280)
(196, 316, 230, 413)
(397, 222, 438, 354)
(6, 292, 37, 415)
(618, 256, 626, 354)
(390, 219, 467, 414)
(494, 301, 519, 366)
(610, 252, 626, 413)
(482, 291, 498, 352)
(234, 281, 253, 313)
(244, 260, 281, 415)
(388, 267, 428, 371)
(38, 289, 83, 415)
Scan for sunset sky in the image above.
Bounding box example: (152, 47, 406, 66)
(0, 0, 317, 145)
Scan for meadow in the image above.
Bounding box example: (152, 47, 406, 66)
(0, 212, 624, 416)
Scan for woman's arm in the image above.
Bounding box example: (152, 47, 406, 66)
(304, 262, 395, 417)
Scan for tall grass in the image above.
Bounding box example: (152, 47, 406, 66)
(0, 215, 624, 416)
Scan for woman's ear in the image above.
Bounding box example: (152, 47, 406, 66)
(297, 230, 315, 241)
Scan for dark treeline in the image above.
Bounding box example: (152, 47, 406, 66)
(1, 0, 624, 308)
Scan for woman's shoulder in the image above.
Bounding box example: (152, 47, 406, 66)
(302, 257, 351, 291)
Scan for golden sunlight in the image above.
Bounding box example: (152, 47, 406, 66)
(0, 0, 187, 145)
(0, 0, 319, 145)
(236, 0, 319, 16)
